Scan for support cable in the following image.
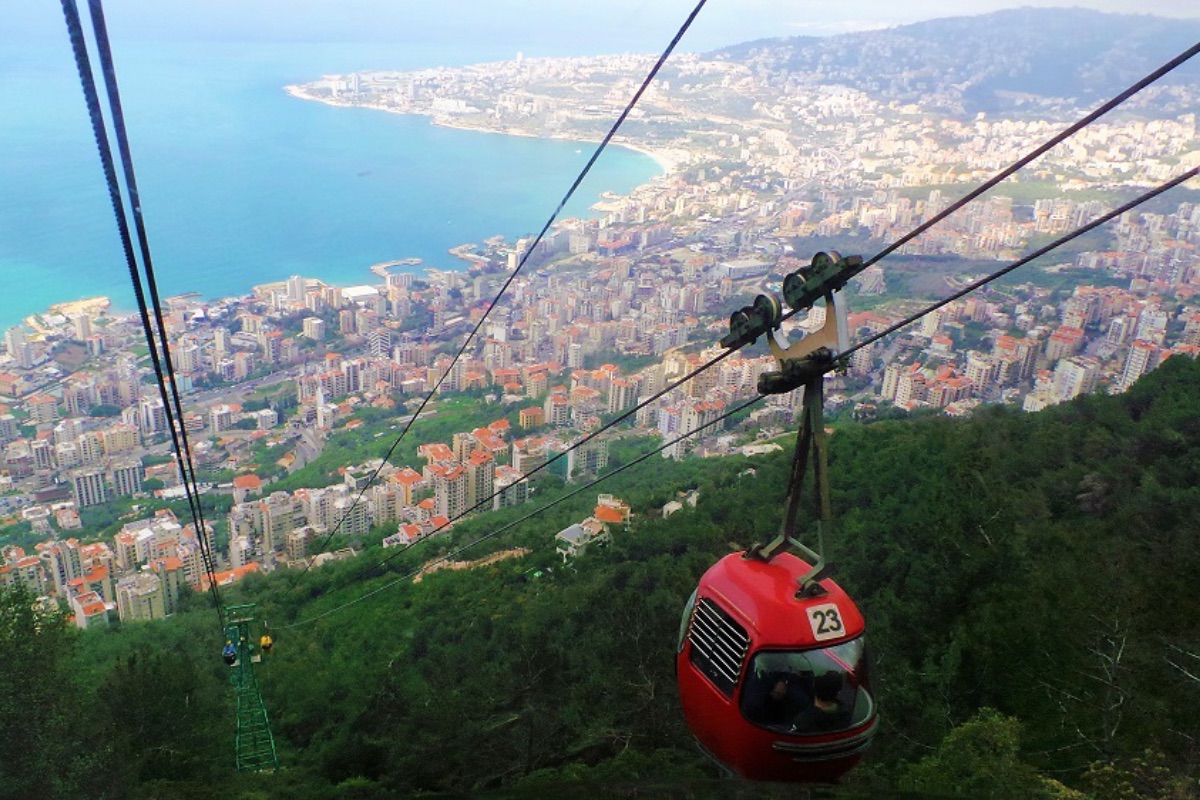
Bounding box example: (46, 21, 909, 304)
(280, 394, 761, 628)
(856, 40, 1200, 272)
(358, 344, 738, 577)
(302, 0, 710, 570)
(255, 29, 1200, 610)
(843, 168, 1200, 360)
(302, 19, 1194, 573)
(61, 0, 225, 622)
(367, 34, 1200, 558)
(84, 0, 224, 603)
(279, 164, 1198, 629)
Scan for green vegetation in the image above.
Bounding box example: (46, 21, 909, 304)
(8, 358, 1200, 797)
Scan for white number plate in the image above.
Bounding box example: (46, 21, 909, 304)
(806, 603, 845, 641)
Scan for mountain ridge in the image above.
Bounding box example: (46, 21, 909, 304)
(709, 7, 1200, 115)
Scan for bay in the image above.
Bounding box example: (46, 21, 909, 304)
(0, 40, 660, 329)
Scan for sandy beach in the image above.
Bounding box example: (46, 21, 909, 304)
(284, 84, 689, 177)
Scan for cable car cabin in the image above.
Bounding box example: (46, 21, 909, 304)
(260, 634, 273, 655)
(676, 551, 877, 783)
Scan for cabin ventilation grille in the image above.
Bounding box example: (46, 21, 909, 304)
(688, 597, 749, 696)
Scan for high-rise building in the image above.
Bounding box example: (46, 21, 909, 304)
(174, 336, 201, 373)
(1118, 341, 1158, 391)
(30, 438, 53, 470)
(138, 396, 168, 434)
(77, 431, 105, 465)
(4, 326, 33, 369)
(429, 464, 469, 520)
(71, 467, 109, 508)
(287, 275, 307, 303)
(27, 394, 59, 424)
(110, 458, 144, 498)
(464, 450, 494, 512)
(212, 327, 231, 362)
(150, 557, 185, 616)
(116, 573, 165, 621)
(72, 314, 92, 341)
(493, 466, 529, 510)
(210, 404, 235, 434)
(41, 539, 82, 595)
(330, 495, 370, 538)
(0, 414, 18, 444)
(1053, 357, 1101, 402)
(260, 492, 297, 553)
(302, 317, 325, 341)
(368, 328, 391, 358)
(567, 436, 609, 478)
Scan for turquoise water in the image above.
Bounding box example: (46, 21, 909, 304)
(0, 40, 659, 329)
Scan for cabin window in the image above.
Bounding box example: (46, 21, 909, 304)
(740, 638, 874, 734)
(676, 589, 697, 654)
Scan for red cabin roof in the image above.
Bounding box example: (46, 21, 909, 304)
(699, 552, 865, 648)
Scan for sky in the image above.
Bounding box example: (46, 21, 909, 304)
(5, 0, 1198, 53)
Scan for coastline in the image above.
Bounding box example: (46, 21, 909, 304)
(10, 86, 670, 333)
(283, 84, 688, 176)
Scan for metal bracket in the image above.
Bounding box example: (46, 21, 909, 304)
(719, 250, 860, 353)
(744, 372, 835, 594)
(737, 253, 862, 595)
(768, 291, 850, 364)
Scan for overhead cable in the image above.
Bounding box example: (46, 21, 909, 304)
(280, 164, 1199, 628)
(83, 0, 224, 605)
(279, 393, 760, 628)
(171, 19, 1200, 623)
(302, 0, 711, 568)
(61, 0, 225, 623)
(845, 167, 1200, 359)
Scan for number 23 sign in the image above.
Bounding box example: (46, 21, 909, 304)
(806, 603, 844, 642)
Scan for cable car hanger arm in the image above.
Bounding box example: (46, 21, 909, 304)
(726, 252, 858, 595)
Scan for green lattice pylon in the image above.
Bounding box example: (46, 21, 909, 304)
(225, 604, 279, 773)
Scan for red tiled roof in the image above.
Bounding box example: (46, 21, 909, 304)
(232, 474, 262, 490)
(594, 506, 626, 524)
(391, 467, 425, 486)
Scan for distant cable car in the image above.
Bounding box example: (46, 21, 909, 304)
(260, 633, 273, 655)
(676, 552, 877, 782)
(222, 640, 237, 666)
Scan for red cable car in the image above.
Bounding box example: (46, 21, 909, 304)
(679, 252, 877, 781)
(676, 551, 877, 782)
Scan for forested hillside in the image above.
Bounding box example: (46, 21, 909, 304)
(5, 358, 1200, 799)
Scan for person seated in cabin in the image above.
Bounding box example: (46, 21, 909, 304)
(742, 665, 811, 730)
(222, 641, 237, 666)
(791, 670, 853, 733)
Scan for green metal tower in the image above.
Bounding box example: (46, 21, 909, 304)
(224, 604, 279, 773)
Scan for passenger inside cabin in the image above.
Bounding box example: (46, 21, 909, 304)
(742, 654, 811, 730)
(791, 670, 852, 733)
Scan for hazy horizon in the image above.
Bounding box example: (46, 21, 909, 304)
(5, 1, 1198, 54)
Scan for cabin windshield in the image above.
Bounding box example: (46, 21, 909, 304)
(739, 638, 873, 735)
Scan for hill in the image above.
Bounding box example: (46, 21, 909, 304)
(6, 356, 1200, 798)
(710, 8, 1200, 115)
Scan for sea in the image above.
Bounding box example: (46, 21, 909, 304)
(0, 38, 661, 330)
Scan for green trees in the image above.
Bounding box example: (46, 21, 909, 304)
(902, 709, 1083, 799)
(0, 587, 118, 799)
(99, 646, 228, 784)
